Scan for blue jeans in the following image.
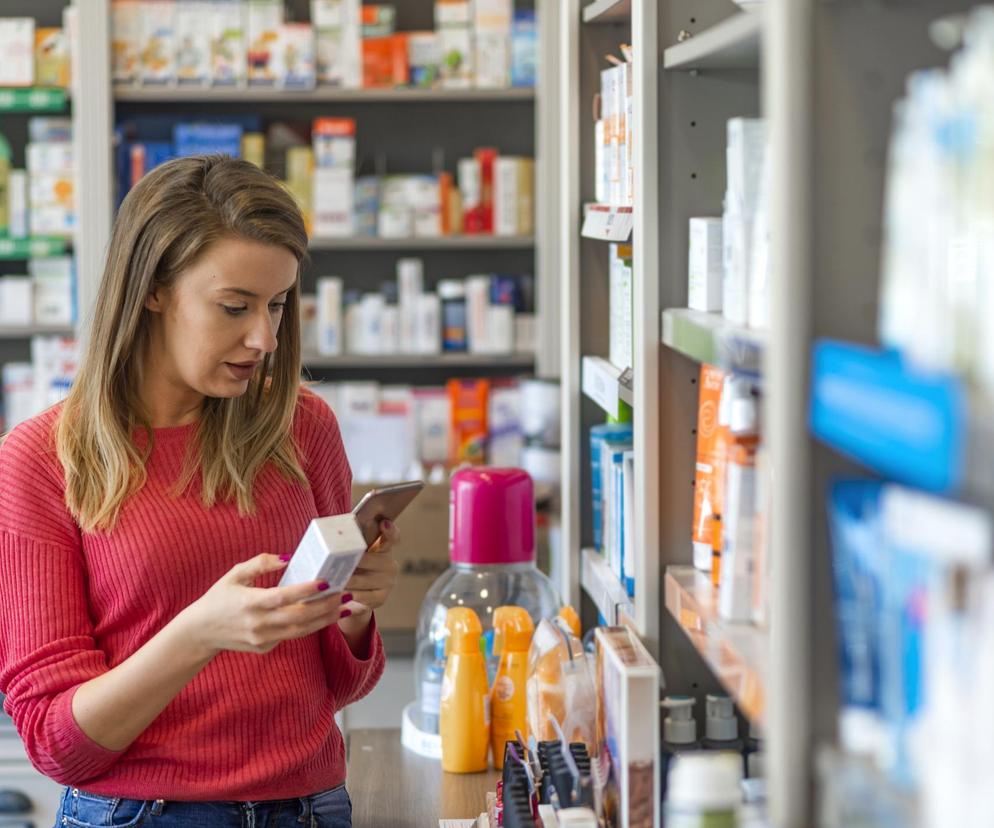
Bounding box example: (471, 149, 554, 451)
(54, 783, 352, 828)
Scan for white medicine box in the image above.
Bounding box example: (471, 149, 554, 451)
(688, 217, 724, 313)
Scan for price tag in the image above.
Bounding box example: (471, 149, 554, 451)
(581, 204, 634, 242)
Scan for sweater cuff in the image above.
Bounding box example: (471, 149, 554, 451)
(342, 611, 382, 664)
(43, 687, 126, 782)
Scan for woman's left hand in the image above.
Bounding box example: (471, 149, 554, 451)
(339, 519, 400, 628)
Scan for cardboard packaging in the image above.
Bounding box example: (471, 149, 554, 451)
(175, 2, 211, 86)
(139, 1, 176, 85)
(111, 1, 141, 85)
(312, 0, 361, 88)
(0, 278, 33, 326)
(0, 18, 35, 87)
(692, 364, 726, 572)
(35, 28, 70, 88)
(247, 0, 283, 86)
(494, 157, 534, 236)
(275, 23, 316, 89)
(352, 481, 451, 631)
(435, 0, 473, 89)
(278, 514, 367, 599)
(688, 217, 724, 313)
(210, 1, 247, 86)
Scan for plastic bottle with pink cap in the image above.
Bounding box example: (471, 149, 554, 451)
(411, 468, 562, 740)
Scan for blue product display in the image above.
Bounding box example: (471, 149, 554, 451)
(810, 339, 967, 494)
(510, 11, 537, 88)
(589, 423, 633, 553)
(173, 122, 244, 158)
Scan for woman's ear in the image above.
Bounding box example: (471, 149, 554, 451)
(144, 286, 165, 313)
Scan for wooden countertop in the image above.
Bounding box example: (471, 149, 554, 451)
(347, 729, 497, 827)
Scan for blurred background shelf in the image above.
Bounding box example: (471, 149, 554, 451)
(582, 0, 631, 25)
(308, 235, 535, 251)
(581, 355, 634, 416)
(580, 548, 632, 626)
(0, 237, 70, 259)
(664, 566, 766, 724)
(0, 325, 74, 339)
(0, 87, 67, 112)
(301, 352, 535, 369)
(661, 308, 765, 375)
(113, 86, 535, 104)
(662, 11, 762, 71)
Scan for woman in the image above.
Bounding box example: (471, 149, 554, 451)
(0, 155, 398, 827)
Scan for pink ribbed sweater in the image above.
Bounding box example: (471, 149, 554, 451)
(0, 389, 384, 800)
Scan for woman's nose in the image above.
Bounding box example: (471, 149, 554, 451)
(245, 310, 279, 354)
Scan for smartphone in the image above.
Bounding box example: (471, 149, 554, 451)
(352, 480, 425, 548)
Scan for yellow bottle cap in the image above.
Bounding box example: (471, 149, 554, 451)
(492, 606, 535, 655)
(558, 605, 581, 638)
(445, 606, 484, 655)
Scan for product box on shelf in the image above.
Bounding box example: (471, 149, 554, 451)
(0, 277, 33, 327)
(609, 243, 633, 371)
(246, 0, 283, 86)
(0, 18, 35, 87)
(408, 31, 440, 87)
(313, 117, 356, 169)
(2, 363, 36, 433)
(448, 378, 489, 464)
(30, 256, 74, 326)
(473, 0, 512, 89)
(275, 23, 316, 89)
(688, 217, 724, 313)
(35, 28, 70, 88)
(362, 33, 409, 88)
(112, 0, 142, 85)
(493, 157, 534, 236)
(175, 1, 212, 86)
(511, 10, 536, 88)
(209, 1, 247, 86)
(312, 0, 361, 87)
(139, 1, 177, 85)
(314, 168, 355, 237)
(361, 4, 396, 38)
(173, 122, 243, 157)
(435, 0, 473, 89)
(692, 364, 726, 573)
(8, 170, 28, 239)
(594, 626, 661, 828)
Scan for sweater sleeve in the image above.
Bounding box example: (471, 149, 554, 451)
(0, 415, 125, 784)
(294, 389, 386, 707)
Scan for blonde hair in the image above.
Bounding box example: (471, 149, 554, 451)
(56, 155, 309, 532)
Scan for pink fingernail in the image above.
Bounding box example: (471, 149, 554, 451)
(340, 609, 352, 619)
(382, 519, 393, 531)
(279, 554, 292, 562)
(317, 582, 330, 592)
(342, 593, 353, 603)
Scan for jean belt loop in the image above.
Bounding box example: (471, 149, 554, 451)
(150, 799, 166, 816)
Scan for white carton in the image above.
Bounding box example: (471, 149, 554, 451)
(175, 1, 211, 86)
(494, 157, 534, 236)
(139, 1, 176, 85)
(246, 0, 283, 86)
(688, 217, 724, 313)
(278, 514, 367, 599)
(0, 18, 35, 86)
(274, 23, 316, 89)
(312, 0, 361, 88)
(316, 277, 344, 356)
(0, 278, 33, 326)
(112, 1, 142, 84)
(210, 1, 247, 86)
(609, 244, 633, 371)
(313, 168, 355, 238)
(30, 256, 74, 326)
(466, 275, 492, 354)
(2, 363, 36, 432)
(8, 170, 28, 239)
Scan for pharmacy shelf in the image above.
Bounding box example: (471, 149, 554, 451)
(664, 566, 767, 724)
(113, 86, 535, 104)
(810, 338, 994, 502)
(0, 325, 74, 339)
(0, 87, 68, 113)
(661, 308, 765, 375)
(308, 235, 535, 252)
(580, 548, 633, 625)
(582, 0, 632, 24)
(0, 237, 70, 260)
(663, 11, 762, 71)
(581, 356, 634, 417)
(301, 352, 535, 369)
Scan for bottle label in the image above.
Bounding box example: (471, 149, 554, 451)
(483, 694, 491, 725)
(422, 679, 443, 714)
(494, 675, 515, 703)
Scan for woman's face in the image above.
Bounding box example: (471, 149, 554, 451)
(144, 236, 298, 402)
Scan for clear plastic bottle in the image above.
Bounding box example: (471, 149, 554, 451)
(412, 469, 561, 736)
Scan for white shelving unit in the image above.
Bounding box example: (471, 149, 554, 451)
(112, 86, 535, 104)
(308, 235, 535, 252)
(0, 326, 75, 340)
(662, 11, 762, 71)
(580, 547, 633, 625)
(582, 0, 631, 25)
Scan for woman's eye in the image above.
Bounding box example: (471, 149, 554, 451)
(222, 305, 247, 316)
(269, 302, 286, 313)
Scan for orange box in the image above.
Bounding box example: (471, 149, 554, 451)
(362, 34, 409, 88)
(692, 364, 726, 570)
(448, 379, 490, 465)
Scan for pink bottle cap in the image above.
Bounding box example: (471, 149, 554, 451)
(449, 468, 535, 566)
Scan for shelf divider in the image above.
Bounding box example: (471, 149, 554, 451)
(661, 308, 765, 374)
(113, 87, 535, 104)
(581, 548, 633, 625)
(308, 235, 535, 252)
(664, 565, 767, 724)
(582, 0, 632, 24)
(663, 11, 762, 71)
(302, 352, 535, 369)
(0, 325, 75, 339)
(581, 356, 633, 417)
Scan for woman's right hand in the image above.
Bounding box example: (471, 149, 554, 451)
(177, 554, 350, 658)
